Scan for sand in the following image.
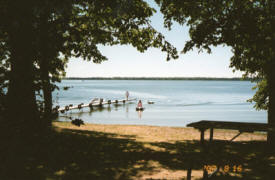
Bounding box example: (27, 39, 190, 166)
(52, 121, 267, 179)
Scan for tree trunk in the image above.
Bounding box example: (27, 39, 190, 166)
(39, 14, 53, 127)
(267, 65, 275, 146)
(5, 2, 39, 136)
(41, 60, 53, 126)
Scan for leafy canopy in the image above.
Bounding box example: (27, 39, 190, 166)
(155, 0, 275, 109)
(0, 0, 179, 77)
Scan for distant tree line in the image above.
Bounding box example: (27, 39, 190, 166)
(64, 77, 253, 81)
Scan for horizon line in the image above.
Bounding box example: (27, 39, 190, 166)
(63, 76, 252, 80)
(65, 76, 243, 78)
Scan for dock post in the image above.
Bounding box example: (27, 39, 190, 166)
(78, 104, 82, 110)
(65, 106, 69, 112)
(89, 103, 93, 110)
(99, 98, 103, 107)
(108, 100, 111, 105)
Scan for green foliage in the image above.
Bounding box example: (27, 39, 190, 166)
(0, 47, 8, 115)
(0, 0, 179, 120)
(63, 0, 178, 62)
(155, 0, 275, 110)
(248, 79, 269, 110)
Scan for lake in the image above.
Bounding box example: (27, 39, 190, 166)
(54, 80, 267, 127)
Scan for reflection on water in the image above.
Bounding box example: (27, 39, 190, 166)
(126, 106, 129, 118)
(77, 111, 84, 118)
(137, 110, 142, 119)
(107, 106, 111, 112)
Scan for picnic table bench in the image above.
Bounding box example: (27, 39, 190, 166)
(186, 120, 270, 179)
(187, 120, 269, 143)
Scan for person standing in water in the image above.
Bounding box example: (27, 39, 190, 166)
(125, 91, 129, 100)
(137, 100, 142, 108)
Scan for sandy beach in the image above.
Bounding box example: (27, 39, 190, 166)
(53, 122, 266, 143)
(52, 121, 267, 179)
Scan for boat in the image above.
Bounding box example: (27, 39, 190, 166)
(136, 107, 144, 111)
(147, 101, 154, 104)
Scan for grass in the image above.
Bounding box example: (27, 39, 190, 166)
(1, 122, 274, 180)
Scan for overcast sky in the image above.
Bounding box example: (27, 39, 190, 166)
(65, 0, 243, 78)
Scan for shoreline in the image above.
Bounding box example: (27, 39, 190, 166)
(53, 120, 268, 133)
(53, 121, 266, 143)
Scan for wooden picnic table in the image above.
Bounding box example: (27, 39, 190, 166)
(187, 120, 269, 143)
(186, 120, 271, 179)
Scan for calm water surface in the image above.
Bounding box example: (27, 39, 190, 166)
(54, 80, 267, 127)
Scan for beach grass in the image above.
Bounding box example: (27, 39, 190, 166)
(2, 121, 274, 180)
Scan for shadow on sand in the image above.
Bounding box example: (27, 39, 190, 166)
(1, 128, 275, 179)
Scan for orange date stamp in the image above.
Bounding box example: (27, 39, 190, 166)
(203, 165, 242, 173)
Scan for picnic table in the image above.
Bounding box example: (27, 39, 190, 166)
(187, 120, 269, 143)
(186, 120, 271, 179)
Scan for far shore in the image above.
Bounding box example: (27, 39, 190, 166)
(63, 77, 252, 81)
(52, 121, 267, 179)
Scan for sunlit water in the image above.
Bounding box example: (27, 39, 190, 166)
(54, 80, 267, 127)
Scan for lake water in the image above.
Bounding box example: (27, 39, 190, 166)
(54, 80, 267, 127)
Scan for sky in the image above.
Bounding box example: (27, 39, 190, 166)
(65, 0, 243, 78)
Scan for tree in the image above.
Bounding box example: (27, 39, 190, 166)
(1, 1, 39, 136)
(155, 0, 275, 143)
(0, 0, 178, 136)
(35, 7, 69, 125)
(36, 0, 179, 122)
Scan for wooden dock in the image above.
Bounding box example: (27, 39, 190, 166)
(56, 98, 137, 113)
